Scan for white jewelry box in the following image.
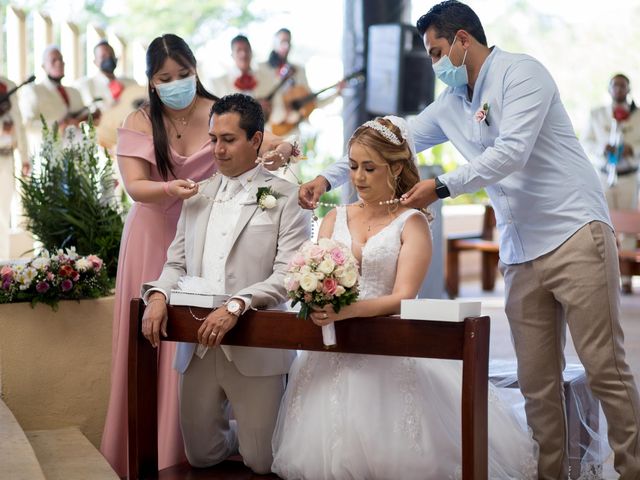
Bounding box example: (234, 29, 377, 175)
(400, 299, 482, 322)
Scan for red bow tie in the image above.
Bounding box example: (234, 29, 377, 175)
(109, 79, 124, 100)
(234, 73, 257, 92)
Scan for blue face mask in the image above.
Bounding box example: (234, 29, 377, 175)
(155, 75, 197, 110)
(432, 36, 468, 88)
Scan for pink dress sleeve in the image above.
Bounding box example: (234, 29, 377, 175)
(116, 128, 156, 165)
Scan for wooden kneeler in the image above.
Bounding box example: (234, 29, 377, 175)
(128, 299, 490, 479)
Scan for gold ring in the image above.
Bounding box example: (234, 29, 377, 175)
(209, 331, 217, 337)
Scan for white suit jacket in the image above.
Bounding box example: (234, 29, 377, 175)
(74, 73, 138, 110)
(142, 167, 310, 376)
(18, 77, 86, 154)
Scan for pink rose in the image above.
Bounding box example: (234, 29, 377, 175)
(291, 253, 306, 267)
(61, 279, 73, 292)
(46, 272, 54, 281)
(474, 110, 486, 122)
(308, 245, 325, 263)
(1, 265, 13, 279)
(285, 276, 300, 292)
(330, 248, 346, 266)
(322, 277, 338, 296)
(87, 255, 103, 272)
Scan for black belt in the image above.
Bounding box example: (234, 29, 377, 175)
(0, 147, 14, 156)
(600, 166, 639, 177)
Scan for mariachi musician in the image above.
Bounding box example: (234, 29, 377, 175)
(0, 74, 30, 260)
(19, 45, 98, 152)
(261, 28, 345, 137)
(210, 34, 276, 119)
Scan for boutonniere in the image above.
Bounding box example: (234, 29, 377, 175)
(256, 186, 282, 210)
(475, 102, 490, 126)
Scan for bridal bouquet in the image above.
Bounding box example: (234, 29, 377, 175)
(0, 248, 110, 310)
(284, 239, 360, 347)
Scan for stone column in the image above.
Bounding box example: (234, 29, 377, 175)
(6, 6, 27, 83)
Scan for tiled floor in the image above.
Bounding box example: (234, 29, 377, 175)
(458, 277, 640, 479)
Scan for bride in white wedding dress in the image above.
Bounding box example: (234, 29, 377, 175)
(271, 117, 538, 480)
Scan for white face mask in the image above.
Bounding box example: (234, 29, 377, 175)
(154, 75, 197, 110)
(432, 36, 468, 88)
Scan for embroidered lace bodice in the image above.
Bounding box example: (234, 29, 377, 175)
(332, 206, 420, 300)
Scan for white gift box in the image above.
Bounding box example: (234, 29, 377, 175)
(169, 290, 229, 309)
(400, 299, 482, 322)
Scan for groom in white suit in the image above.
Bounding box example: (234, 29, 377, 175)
(141, 93, 309, 474)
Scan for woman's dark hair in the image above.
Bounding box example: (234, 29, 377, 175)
(416, 0, 487, 47)
(268, 28, 292, 69)
(210, 93, 264, 152)
(144, 33, 218, 180)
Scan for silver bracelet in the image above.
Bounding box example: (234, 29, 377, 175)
(188, 306, 212, 322)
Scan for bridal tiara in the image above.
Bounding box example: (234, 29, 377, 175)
(362, 120, 403, 145)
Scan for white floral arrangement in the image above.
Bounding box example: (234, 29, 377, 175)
(284, 238, 360, 346)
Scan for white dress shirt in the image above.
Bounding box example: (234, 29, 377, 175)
(322, 47, 610, 265)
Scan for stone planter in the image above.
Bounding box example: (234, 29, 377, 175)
(0, 296, 114, 448)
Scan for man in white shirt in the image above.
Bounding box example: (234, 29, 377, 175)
(210, 35, 275, 118)
(19, 45, 93, 154)
(141, 94, 309, 474)
(75, 40, 138, 111)
(298, 1, 640, 478)
(0, 76, 29, 260)
(582, 73, 640, 292)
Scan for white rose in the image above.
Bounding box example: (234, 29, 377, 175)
(300, 265, 311, 274)
(339, 269, 358, 288)
(317, 258, 335, 275)
(334, 285, 346, 296)
(299, 273, 319, 292)
(318, 238, 334, 250)
(261, 194, 277, 209)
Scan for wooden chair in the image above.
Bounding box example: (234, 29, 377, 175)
(610, 209, 640, 293)
(446, 205, 500, 298)
(128, 299, 491, 480)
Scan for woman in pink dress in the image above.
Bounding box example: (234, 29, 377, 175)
(101, 34, 292, 476)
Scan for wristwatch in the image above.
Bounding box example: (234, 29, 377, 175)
(225, 299, 243, 317)
(434, 177, 451, 199)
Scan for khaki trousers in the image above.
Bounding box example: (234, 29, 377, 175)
(179, 347, 285, 474)
(501, 221, 640, 480)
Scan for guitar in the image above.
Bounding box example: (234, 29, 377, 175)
(270, 69, 365, 136)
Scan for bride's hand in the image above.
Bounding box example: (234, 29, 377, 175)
(310, 304, 342, 326)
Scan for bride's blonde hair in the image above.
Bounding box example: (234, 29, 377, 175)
(347, 117, 420, 202)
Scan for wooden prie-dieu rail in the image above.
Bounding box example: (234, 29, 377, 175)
(127, 299, 490, 479)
